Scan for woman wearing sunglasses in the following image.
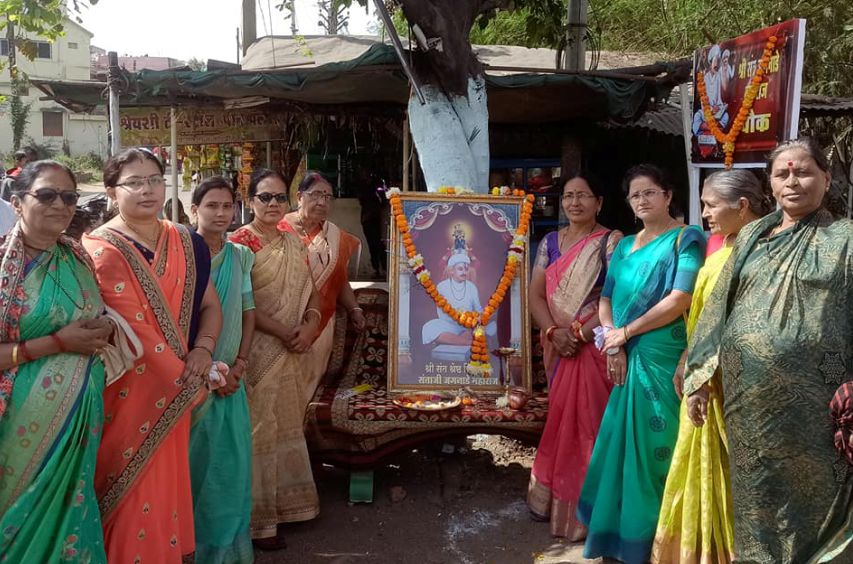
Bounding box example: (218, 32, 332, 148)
(279, 171, 365, 409)
(229, 168, 322, 550)
(0, 161, 115, 562)
(83, 148, 223, 563)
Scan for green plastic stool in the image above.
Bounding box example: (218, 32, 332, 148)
(349, 470, 374, 503)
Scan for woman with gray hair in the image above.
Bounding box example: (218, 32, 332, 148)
(653, 168, 773, 564)
(670, 138, 853, 562)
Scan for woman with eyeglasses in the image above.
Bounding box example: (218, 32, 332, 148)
(83, 148, 223, 563)
(278, 171, 365, 408)
(229, 168, 322, 550)
(526, 172, 623, 541)
(187, 177, 256, 563)
(0, 161, 116, 562)
(576, 164, 705, 563)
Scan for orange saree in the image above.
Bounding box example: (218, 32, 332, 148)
(279, 219, 358, 405)
(83, 221, 206, 563)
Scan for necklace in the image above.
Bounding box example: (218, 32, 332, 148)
(559, 222, 598, 253)
(449, 279, 467, 301)
(250, 220, 278, 244)
(119, 214, 161, 249)
(637, 219, 679, 248)
(204, 235, 225, 256)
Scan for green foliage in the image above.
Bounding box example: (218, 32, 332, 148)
(55, 151, 105, 180)
(9, 77, 30, 150)
(592, 0, 853, 96)
(186, 57, 206, 71)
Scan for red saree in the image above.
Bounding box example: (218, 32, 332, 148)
(83, 221, 205, 563)
(527, 229, 620, 538)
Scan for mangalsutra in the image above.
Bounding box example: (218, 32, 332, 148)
(29, 250, 87, 311)
(120, 213, 161, 249)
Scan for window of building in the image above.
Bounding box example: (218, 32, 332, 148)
(42, 111, 63, 137)
(36, 41, 52, 59)
(68, 42, 78, 50)
(0, 39, 8, 57)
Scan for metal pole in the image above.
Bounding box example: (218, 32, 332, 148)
(402, 115, 410, 192)
(564, 0, 588, 70)
(680, 83, 702, 226)
(170, 106, 179, 223)
(107, 52, 121, 156)
(371, 0, 426, 105)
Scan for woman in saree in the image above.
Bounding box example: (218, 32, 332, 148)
(84, 148, 223, 563)
(229, 169, 322, 550)
(188, 177, 256, 563)
(526, 173, 623, 540)
(577, 164, 705, 563)
(684, 138, 853, 563)
(279, 171, 366, 407)
(0, 161, 114, 562)
(652, 169, 773, 564)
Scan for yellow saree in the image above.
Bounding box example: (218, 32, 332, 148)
(653, 245, 734, 564)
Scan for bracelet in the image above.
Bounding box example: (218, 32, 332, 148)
(50, 333, 66, 353)
(11, 344, 18, 365)
(20, 341, 32, 362)
(571, 321, 588, 343)
(194, 344, 214, 357)
(304, 308, 321, 322)
(349, 306, 363, 314)
(545, 325, 558, 341)
(623, 325, 630, 342)
(198, 334, 218, 346)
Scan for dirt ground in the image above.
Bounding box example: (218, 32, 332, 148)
(254, 435, 598, 564)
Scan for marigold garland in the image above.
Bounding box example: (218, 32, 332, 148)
(697, 35, 777, 168)
(390, 186, 534, 378)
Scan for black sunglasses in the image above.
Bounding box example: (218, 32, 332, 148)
(253, 192, 289, 204)
(23, 188, 80, 206)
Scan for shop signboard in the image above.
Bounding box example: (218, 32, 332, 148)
(120, 106, 283, 146)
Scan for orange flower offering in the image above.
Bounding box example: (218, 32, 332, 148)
(389, 187, 533, 378)
(697, 35, 777, 168)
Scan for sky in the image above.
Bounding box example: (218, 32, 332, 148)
(81, 0, 376, 63)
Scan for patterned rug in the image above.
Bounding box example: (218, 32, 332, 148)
(306, 288, 548, 467)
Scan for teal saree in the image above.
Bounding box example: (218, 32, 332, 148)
(578, 226, 705, 563)
(189, 242, 255, 564)
(685, 209, 853, 563)
(0, 232, 107, 563)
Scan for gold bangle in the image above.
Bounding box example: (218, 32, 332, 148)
(194, 344, 214, 357)
(545, 325, 558, 341)
(12, 344, 18, 365)
(304, 308, 321, 322)
(623, 325, 630, 341)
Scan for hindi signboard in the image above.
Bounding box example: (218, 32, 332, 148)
(690, 19, 806, 167)
(120, 106, 284, 146)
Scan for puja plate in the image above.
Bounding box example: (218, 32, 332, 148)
(392, 392, 462, 411)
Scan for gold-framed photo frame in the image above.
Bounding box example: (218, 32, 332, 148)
(388, 193, 531, 393)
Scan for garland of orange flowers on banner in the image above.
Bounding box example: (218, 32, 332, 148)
(390, 186, 535, 378)
(697, 35, 777, 168)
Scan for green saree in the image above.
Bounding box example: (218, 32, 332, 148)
(578, 226, 705, 564)
(189, 242, 255, 564)
(0, 235, 107, 563)
(685, 209, 853, 563)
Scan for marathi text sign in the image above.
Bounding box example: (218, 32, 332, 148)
(690, 19, 806, 167)
(120, 107, 283, 146)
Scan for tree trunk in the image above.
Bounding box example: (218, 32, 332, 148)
(5, 17, 29, 151)
(399, 0, 492, 193)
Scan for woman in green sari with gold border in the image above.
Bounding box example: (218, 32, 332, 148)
(189, 177, 256, 564)
(685, 139, 853, 562)
(0, 161, 114, 562)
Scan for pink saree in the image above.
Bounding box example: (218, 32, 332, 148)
(527, 229, 620, 538)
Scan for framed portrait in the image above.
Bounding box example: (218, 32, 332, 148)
(388, 193, 531, 393)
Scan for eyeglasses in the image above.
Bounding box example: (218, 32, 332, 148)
(562, 192, 597, 202)
(627, 189, 665, 203)
(302, 191, 334, 203)
(253, 192, 289, 204)
(23, 188, 80, 206)
(117, 175, 167, 192)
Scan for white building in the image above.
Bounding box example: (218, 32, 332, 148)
(0, 17, 108, 157)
